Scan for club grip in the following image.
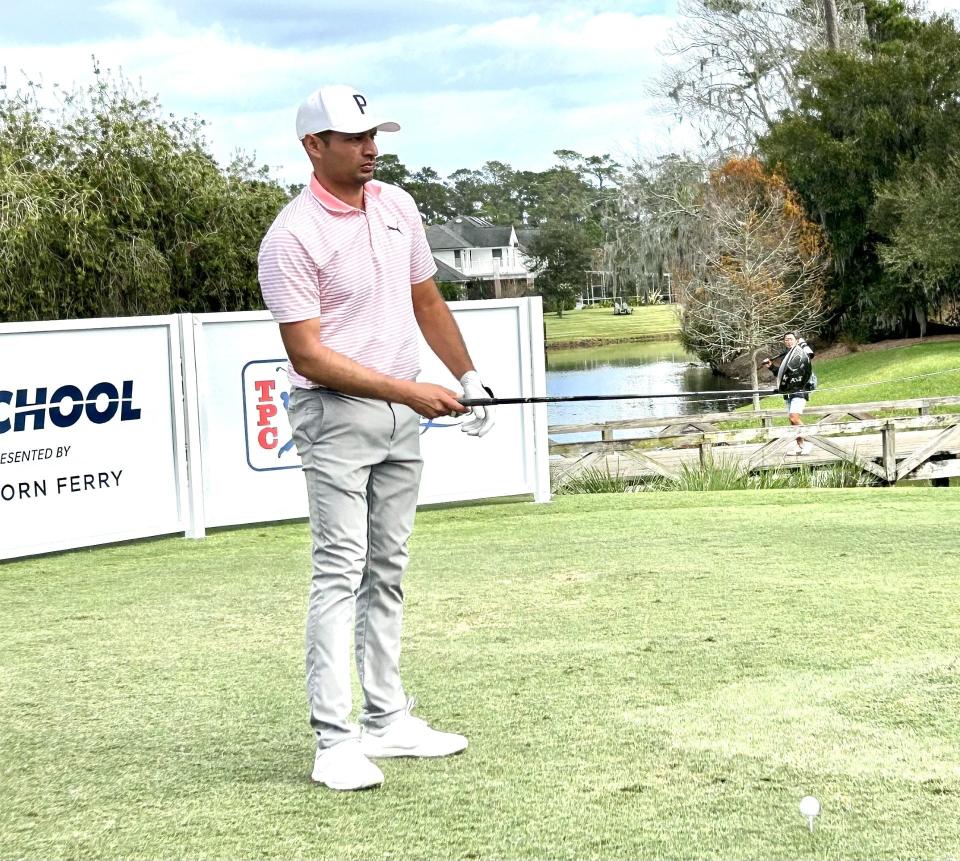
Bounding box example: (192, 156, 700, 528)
(459, 385, 495, 408)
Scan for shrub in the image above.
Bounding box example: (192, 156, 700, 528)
(0, 66, 289, 322)
(554, 464, 633, 494)
(560, 456, 885, 493)
(437, 281, 465, 302)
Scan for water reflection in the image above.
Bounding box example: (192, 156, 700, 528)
(546, 340, 754, 441)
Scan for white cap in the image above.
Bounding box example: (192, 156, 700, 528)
(295, 85, 400, 139)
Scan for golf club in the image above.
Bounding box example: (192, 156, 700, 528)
(459, 386, 779, 407)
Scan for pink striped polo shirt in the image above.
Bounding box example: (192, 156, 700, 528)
(258, 175, 437, 389)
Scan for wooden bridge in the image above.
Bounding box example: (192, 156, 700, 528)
(549, 396, 960, 486)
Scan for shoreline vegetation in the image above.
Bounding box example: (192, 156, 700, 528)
(546, 332, 678, 349)
(543, 304, 960, 362)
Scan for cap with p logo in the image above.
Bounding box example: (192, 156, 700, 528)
(296, 85, 400, 139)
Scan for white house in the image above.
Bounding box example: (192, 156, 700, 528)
(426, 216, 536, 299)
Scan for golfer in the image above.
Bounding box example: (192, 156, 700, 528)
(763, 332, 815, 455)
(258, 85, 494, 791)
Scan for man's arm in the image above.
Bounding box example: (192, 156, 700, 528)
(411, 278, 475, 380)
(762, 351, 786, 374)
(278, 318, 464, 419)
(411, 278, 496, 437)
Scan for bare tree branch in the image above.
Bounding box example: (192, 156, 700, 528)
(654, 0, 867, 152)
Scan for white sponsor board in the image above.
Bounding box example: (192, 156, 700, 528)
(183, 312, 310, 531)
(0, 317, 187, 559)
(187, 298, 549, 533)
(416, 301, 548, 505)
(0, 300, 548, 557)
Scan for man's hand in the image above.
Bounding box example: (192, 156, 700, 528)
(459, 371, 495, 437)
(762, 358, 772, 367)
(401, 382, 467, 419)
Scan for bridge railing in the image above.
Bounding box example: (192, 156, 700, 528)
(549, 396, 960, 484)
(549, 396, 960, 443)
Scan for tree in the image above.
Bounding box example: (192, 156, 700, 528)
(675, 158, 829, 406)
(476, 160, 525, 223)
(823, 0, 841, 49)
(446, 167, 488, 216)
(873, 155, 960, 330)
(407, 166, 455, 223)
(525, 151, 610, 232)
(521, 152, 614, 312)
(443, 161, 527, 224)
(759, 3, 960, 335)
(375, 149, 618, 232)
(373, 153, 411, 186)
(0, 66, 289, 322)
(603, 154, 707, 304)
(657, 0, 867, 151)
(526, 222, 595, 317)
(584, 154, 622, 191)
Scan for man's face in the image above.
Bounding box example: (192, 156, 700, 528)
(309, 129, 378, 188)
(784, 334, 797, 349)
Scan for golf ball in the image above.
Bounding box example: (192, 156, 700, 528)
(799, 795, 821, 817)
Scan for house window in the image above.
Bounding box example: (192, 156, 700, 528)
(492, 249, 503, 261)
(454, 250, 462, 268)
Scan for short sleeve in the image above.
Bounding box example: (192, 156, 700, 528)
(258, 228, 322, 323)
(396, 194, 437, 285)
(410, 222, 438, 284)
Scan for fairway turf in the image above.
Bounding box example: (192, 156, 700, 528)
(2, 489, 960, 860)
(544, 304, 681, 347)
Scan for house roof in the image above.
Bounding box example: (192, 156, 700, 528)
(425, 223, 469, 251)
(432, 257, 469, 283)
(450, 218, 514, 248)
(426, 215, 515, 250)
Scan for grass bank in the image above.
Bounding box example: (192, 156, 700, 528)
(3, 489, 960, 859)
(544, 304, 681, 348)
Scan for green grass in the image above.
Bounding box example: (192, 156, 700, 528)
(3, 489, 960, 859)
(544, 304, 681, 347)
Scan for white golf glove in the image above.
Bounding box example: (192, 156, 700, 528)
(459, 370, 495, 437)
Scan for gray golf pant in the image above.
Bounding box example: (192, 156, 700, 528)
(288, 388, 422, 750)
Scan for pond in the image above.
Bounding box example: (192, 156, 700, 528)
(545, 340, 755, 440)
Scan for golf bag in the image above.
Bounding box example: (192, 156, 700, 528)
(775, 343, 814, 395)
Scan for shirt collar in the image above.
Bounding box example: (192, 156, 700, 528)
(308, 175, 383, 213)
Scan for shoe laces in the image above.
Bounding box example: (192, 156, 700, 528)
(398, 696, 429, 730)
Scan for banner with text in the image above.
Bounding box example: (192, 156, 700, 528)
(0, 318, 187, 559)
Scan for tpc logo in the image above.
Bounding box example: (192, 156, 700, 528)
(241, 360, 299, 471)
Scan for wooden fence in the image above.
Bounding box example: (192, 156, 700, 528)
(549, 396, 960, 486)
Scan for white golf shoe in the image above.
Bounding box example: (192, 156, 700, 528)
(360, 711, 468, 759)
(311, 739, 384, 791)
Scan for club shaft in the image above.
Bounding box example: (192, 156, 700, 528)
(459, 388, 777, 407)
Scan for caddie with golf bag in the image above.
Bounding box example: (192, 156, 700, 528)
(763, 332, 817, 455)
